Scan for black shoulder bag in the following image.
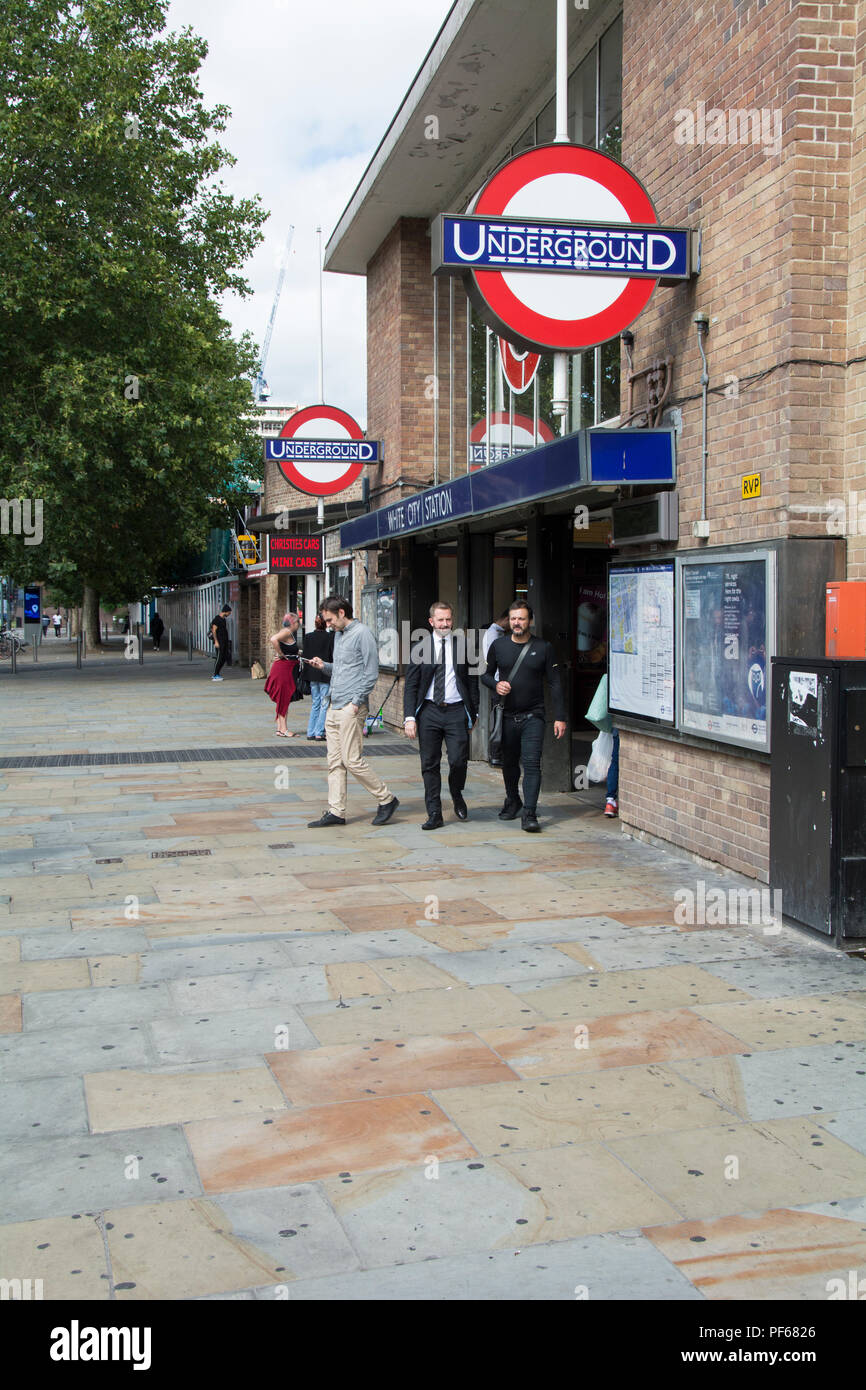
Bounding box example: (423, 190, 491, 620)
(488, 640, 533, 765)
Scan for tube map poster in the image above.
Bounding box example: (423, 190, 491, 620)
(609, 562, 675, 721)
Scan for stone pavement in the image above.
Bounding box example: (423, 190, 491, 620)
(1, 655, 866, 1301)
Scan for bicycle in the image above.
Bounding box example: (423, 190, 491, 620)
(0, 628, 27, 659)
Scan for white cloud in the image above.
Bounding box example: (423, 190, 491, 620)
(166, 0, 454, 425)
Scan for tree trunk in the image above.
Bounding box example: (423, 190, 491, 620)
(83, 584, 102, 646)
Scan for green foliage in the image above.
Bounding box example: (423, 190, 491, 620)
(0, 0, 267, 599)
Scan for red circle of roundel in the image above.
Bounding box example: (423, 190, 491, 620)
(471, 144, 658, 353)
(277, 404, 365, 498)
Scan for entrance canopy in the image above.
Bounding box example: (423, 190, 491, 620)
(340, 427, 675, 549)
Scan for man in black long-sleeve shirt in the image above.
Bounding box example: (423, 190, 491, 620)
(481, 600, 566, 832)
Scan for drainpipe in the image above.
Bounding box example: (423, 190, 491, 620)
(551, 0, 570, 435)
(694, 312, 710, 538)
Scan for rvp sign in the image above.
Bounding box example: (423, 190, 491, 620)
(432, 143, 696, 353)
(742, 473, 762, 499)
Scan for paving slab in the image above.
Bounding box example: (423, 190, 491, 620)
(267, 1033, 517, 1106)
(300, 983, 543, 1044)
(609, 1116, 866, 1220)
(22, 981, 173, 1029)
(0, 1125, 202, 1222)
(432, 1065, 733, 1153)
(103, 1198, 288, 1300)
(147, 1005, 318, 1066)
(0, 1021, 153, 1080)
(0, 1212, 110, 1300)
(85, 1065, 287, 1132)
(185, 1093, 476, 1191)
(0, 1077, 90, 1141)
(699, 954, 866, 998)
(642, 1206, 866, 1300)
(252, 1231, 702, 1300)
(668, 1043, 866, 1121)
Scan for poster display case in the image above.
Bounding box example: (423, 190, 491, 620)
(677, 550, 775, 751)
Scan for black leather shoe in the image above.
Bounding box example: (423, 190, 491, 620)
(371, 796, 399, 826)
(498, 800, 522, 820)
(307, 812, 346, 827)
(452, 795, 468, 820)
(521, 810, 541, 833)
(422, 813, 444, 830)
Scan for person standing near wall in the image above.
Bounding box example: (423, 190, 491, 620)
(303, 608, 333, 741)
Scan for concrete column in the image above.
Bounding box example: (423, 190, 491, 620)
(526, 510, 574, 794)
(468, 532, 494, 761)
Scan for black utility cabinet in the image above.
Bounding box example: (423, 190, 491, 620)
(770, 657, 866, 944)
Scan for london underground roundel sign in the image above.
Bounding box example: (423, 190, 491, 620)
(271, 405, 369, 498)
(433, 144, 693, 354)
(498, 338, 540, 394)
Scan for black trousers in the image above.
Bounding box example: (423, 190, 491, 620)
(417, 701, 469, 815)
(213, 644, 228, 677)
(502, 712, 545, 813)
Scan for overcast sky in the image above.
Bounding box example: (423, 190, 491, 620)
(165, 0, 454, 426)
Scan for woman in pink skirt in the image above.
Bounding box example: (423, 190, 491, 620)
(265, 613, 300, 737)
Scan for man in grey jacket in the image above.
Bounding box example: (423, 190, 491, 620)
(305, 596, 399, 828)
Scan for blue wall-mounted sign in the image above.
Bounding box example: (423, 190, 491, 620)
(264, 438, 381, 464)
(433, 215, 692, 281)
(340, 427, 676, 550)
(587, 427, 676, 484)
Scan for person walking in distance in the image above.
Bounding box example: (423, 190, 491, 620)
(151, 611, 165, 652)
(210, 604, 231, 681)
(305, 596, 399, 827)
(404, 600, 478, 829)
(303, 607, 334, 741)
(482, 599, 567, 832)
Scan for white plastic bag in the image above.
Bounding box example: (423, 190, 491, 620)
(586, 729, 614, 783)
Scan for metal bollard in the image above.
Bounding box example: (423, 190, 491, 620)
(137, 623, 144, 665)
(10, 637, 17, 674)
(81, 630, 86, 660)
(168, 627, 173, 655)
(187, 631, 193, 662)
(33, 634, 37, 662)
(76, 634, 82, 669)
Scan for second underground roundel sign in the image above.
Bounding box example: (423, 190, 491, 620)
(463, 144, 666, 354)
(275, 405, 367, 498)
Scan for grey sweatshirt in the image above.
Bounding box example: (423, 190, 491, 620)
(320, 621, 379, 708)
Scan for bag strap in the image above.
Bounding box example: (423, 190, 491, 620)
(497, 638, 533, 705)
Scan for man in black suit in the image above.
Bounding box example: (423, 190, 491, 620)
(404, 600, 479, 829)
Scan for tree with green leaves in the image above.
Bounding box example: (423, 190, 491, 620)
(0, 0, 267, 639)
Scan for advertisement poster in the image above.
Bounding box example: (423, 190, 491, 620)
(680, 556, 769, 748)
(609, 562, 675, 721)
(576, 581, 608, 667)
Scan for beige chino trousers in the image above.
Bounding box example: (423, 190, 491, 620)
(325, 703, 392, 817)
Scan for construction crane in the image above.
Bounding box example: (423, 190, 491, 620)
(254, 225, 294, 402)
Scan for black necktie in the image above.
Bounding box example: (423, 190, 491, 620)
(433, 638, 446, 702)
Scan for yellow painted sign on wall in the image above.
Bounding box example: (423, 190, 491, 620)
(235, 534, 259, 567)
(741, 473, 761, 499)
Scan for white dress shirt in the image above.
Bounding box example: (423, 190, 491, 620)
(424, 634, 461, 704)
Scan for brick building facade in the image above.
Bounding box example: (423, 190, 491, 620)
(323, 0, 863, 884)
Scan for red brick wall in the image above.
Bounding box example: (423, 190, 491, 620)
(617, 0, 859, 878)
(620, 733, 770, 882)
(366, 217, 469, 509)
